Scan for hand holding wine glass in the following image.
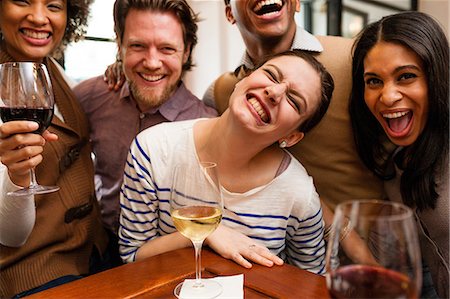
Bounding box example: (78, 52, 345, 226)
(325, 200, 422, 299)
(170, 161, 223, 299)
(0, 62, 59, 196)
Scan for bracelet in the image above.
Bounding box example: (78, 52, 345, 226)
(323, 224, 332, 241)
(323, 217, 352, 242)
(339, 217, 352, 242)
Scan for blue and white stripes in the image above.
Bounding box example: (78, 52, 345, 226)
(118, 120, 325, 274)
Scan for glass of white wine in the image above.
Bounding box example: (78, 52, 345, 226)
(170, 161, 223, 299)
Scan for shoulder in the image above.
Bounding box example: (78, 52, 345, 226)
(313, 35, 354, 72)
(176, 83, 218, 118)
(284, 154, 321, 212)
(73, 75, 108, 98)
(131, 120, 198, 168)
(73, 75, 108, 97)
(135, 119, 197, 146)
(73, 75, 121, 110)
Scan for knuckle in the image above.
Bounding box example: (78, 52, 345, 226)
(231, 252, 242, 261)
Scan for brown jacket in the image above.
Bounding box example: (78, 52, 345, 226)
(0, 51, 108, 297)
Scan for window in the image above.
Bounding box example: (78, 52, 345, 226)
(64, 0, 116, 84)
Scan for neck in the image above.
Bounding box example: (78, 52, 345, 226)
(194, 110, 279, 172)
(243, 26, 296, 66)
(194, 113, 283, 193)
(195, 112, 270, 171)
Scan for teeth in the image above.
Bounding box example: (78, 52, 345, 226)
(141, 74, 164, 82)
(254, 0, 283, 13)
(383, 111, 408, 119)
(248, 98, 269, 123)
(22, 29, 50, 40)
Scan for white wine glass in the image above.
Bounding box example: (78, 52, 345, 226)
(0, 62, 59, 196)
(170, 161, 223, 299)
(325, 199, 422, 299)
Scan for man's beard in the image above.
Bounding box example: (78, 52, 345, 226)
(129, 79, 180, 110)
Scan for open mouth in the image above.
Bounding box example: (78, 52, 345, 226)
(253, 0, 284, 16)
(140, 73, 165, 82)
(247, 95, 270, 123)
(383, 110, 412, 133)
(21, 29, 51, 40)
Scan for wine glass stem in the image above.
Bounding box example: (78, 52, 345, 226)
(29, 169, 38, 189)
(192, 240, 204, 287)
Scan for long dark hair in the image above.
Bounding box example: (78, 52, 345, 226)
(349, 11, 449, 210)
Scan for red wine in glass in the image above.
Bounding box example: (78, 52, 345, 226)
(0, 107, 54, 134)
(0, 62, 59, 196)
(325, 200, 422, 299)
(328, 264, 417, 299)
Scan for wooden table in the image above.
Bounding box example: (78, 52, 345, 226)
(28, 247, 330, 298)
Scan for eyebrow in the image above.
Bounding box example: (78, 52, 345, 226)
(364, 64, 422, 77)
(266, 63, 308, 113)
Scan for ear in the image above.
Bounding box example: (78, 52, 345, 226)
(117, 43, 124, 61)
(280, 131, 304, 148)
(225, 5, 236, 24)
(182, 42, 191, 65)
(295, 0, 301, 12)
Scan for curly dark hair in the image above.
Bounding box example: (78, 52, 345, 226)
(0, 0, 93, 55)
(64, 0, 94, 46)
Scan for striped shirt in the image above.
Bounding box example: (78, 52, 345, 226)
(119, 119, 326, 274)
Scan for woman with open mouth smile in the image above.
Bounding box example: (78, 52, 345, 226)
(119, 50, 335, 274)
(349, 11, 449, 299)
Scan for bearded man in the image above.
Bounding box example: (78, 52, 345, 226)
(73, 0, 217, 264)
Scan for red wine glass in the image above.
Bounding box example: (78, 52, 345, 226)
(0, 62, 59, 196)
(325, 200, 422, 299)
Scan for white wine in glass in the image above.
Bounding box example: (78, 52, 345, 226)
(325, 200, 422, 299)
(0, 62, 59, 196)
(170, 161, 223, 299)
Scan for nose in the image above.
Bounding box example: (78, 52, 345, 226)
(26, 4, 49, 26)
(264, 83, 287, 105)
(379, 83, 402, 106)
(142, 49, 163, 70)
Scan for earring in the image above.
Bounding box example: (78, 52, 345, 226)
(279, 140, 287, 148)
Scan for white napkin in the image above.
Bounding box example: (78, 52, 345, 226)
(179, 274, 244, 299)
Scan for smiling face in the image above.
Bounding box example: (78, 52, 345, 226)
(229, 54, 322, 145)
(363, 41, 429, 147)
(120, 9, 189, 111)
(0, 0, 67, 62)
(228, 0, 299, 40)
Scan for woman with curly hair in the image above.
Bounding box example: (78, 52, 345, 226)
(0, 1, 108, 297)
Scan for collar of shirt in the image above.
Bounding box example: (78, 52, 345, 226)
(118, 81, 190, 122)
(240, 26, 323, 69)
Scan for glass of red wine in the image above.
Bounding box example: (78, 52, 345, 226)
(325, 200, 422, 299)
(0, 62, 59, 196)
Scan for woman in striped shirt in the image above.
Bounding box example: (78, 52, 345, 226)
(118, 50, 334, 274)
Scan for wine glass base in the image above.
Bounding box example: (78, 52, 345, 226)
(174, 280, 222, 299)
(7, 185, 60, 197)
